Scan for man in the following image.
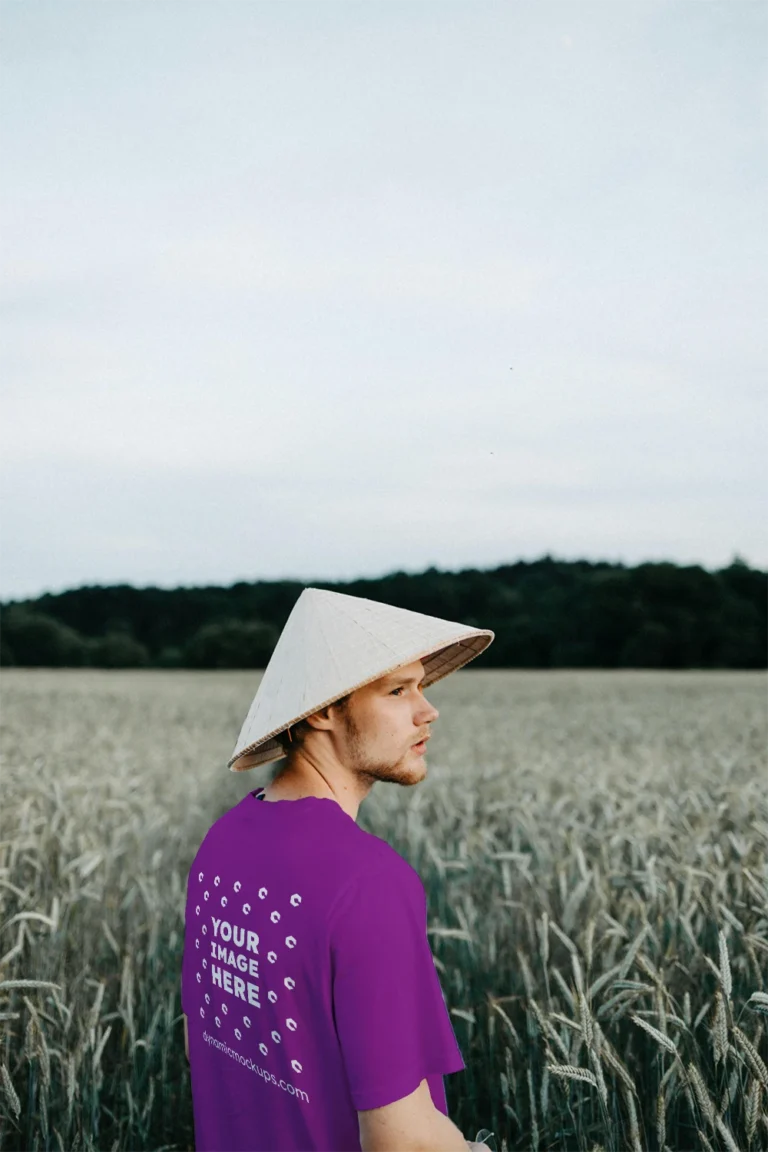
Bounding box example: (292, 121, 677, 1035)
(182, 587, 494, 1151)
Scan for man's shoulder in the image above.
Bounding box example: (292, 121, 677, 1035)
(339, 835, 424, 900)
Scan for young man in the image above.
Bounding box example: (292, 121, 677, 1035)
(182, 588, 494, 1152)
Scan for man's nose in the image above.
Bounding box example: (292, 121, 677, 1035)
(419, 698, 439, 724)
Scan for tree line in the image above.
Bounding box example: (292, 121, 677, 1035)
(0, 555, 765, 669)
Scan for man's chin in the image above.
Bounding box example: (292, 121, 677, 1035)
(399, 756, 428, 784)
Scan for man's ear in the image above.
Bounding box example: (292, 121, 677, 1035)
(301, 705, 331, 732)
(302, 704, 336, 733)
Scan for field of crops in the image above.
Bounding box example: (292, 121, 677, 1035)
(1, 668, 766, 1152)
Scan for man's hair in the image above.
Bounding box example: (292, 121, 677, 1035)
(273, 692, 352, 755)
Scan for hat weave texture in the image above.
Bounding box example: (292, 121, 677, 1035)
(228, 587, 493, 771)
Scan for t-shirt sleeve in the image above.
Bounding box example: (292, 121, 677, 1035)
(330, 860, 466, 1112)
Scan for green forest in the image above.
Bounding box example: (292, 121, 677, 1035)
(1, 555, 765, 669)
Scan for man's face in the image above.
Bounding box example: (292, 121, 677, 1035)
(332, 659, 440, 788)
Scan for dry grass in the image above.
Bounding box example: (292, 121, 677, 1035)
(0, 668, 766, 1151)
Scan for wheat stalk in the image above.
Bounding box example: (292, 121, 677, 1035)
(93, 1024, 113, 1074)
(1, 1063, 20, 1119)
(571, 951, 585, 997)
(579, 991, 593, 1049)
(747, 991, 768, 1016)
(588, 1048, 608, 1108)
(714, 1115, 741, 1152)
(539, 1061, 550, 1119)
(548, 918, 577, 955)
(687, 1062, 717, 1129)
(733, 1025, 768, 1091)
(623, 1085, 642, 1152)
(39, 1088, 49, 1143)
(584, 918, 596, 972)
(745, 1078, 761, 1145)
(656, 1088, 666, 1150)
(527, 1066, 539, 1150)
(618, 926, 650, 981)
(599, 1040, 638, 1097)
(719, 1066, 739, 1117)
(718, 930, 733, 1002)
(537, 911, 550, 969)
(630, 1013, 678, 1055)
(683, 990, 691, 1027)
(546, 1064, 599, 1088)
(0, 979, 61, 991)
(697, 1128, 716, 1152)
(711, 990, 729, 1064)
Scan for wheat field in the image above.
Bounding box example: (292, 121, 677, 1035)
(0, 668, 766, 1152)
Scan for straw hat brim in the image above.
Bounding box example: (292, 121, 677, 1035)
(228, 629, 493, 772)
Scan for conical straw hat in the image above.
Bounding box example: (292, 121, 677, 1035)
(228, 587, 494, 771)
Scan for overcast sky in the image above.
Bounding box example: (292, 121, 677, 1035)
(2, 0, 766, 602)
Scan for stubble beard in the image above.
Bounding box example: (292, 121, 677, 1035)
(341, 709, 412, 785)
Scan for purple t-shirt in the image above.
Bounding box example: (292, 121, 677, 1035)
(181, 787, 466, 1151)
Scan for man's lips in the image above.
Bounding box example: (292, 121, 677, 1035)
(412, 736, 430, 749)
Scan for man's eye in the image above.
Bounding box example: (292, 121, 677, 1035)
(391, 687, 404, 696)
